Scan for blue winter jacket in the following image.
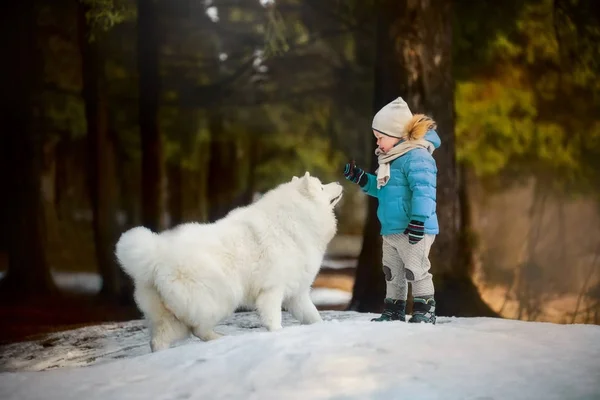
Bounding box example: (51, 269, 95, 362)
(361, 130, 441, 235)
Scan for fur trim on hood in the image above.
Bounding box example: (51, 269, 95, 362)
(404, 114, 437, 141)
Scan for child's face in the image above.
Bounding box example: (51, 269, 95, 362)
(373, 130, 402, 153)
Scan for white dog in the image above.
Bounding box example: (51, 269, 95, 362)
(115, 172, 343, 351)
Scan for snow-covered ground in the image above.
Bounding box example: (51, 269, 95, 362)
(1, 311, 599, 400)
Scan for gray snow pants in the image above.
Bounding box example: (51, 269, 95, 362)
(381, 233, 436, 300)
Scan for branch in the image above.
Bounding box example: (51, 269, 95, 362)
(174, 55, 256, 107)
(167, 25, 358, 107)
(571, 244, 600, 323)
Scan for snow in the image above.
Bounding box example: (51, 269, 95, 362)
(1, 311, 599, 400)
(310, 288, 351, 306)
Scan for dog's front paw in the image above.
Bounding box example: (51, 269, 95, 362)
(266, 323, 283, 332)
(304, 314, 323, 324)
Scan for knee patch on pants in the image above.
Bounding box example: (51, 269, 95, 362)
(405, 267, 428, 282)
(383, 266, 392, 281)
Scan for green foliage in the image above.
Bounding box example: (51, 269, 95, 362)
(39, 92, 87, 139)
(161, 107, 208, 170)
(35, 2, 87, 140)
(32, 0, 377, 217)
(81, 0, 136, 35)
(222, 102, 346, 192)
(455, 0, 600, 195)
(263, 8, 291, 57)
(453, 0, 524, 79)
(254, 133, 343, 190)
(42, 31, 81, 92)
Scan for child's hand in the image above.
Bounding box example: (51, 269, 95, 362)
(404, 220, 425, 244)
(343, 160, 367, 186)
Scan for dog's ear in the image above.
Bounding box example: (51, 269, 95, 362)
(292, 176, 299, 182)
(300, 172, 312, 191)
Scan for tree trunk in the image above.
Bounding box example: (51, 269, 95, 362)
(394, 0, 459, 275)
(347, 4, 392, 312)
(167, 161, 184, 227)
(137, 0, 163, 233)
(78, 3, 125, 301)
(398, 0, 496, 317)
(0, 0, 57, 299)
(348, 197, 385, 312)
(54, 138, 69, 220)
(243, 138, 259, 205)
(206, 109, 239, 222)
(350, 0, 497, 317)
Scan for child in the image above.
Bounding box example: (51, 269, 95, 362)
(343, 97, 441, 324)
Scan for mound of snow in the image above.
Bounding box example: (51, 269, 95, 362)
(1, 311, 599, 400)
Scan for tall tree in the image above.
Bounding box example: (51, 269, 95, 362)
(0, 0, 57, 298)
(349, 0, 496, 316)
(206, 108, 241, 222)
(137, 0, 163, 232)
(347, 2, 387, 312)
(78, 1, 127, 300)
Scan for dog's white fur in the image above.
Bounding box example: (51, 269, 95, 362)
(115, 172, 343, 352)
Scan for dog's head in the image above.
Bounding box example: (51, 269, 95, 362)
(292, 171, 343, 208)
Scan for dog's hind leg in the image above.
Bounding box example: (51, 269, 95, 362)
(134, 285, 190, 352)
(153, 276, 229, 342)
(256, 288, 284, 331)
(192, 326, 222, 342)
(185, 304, 224, 342)
(150, 314, 190, 352)
(285, 290, 323, 325)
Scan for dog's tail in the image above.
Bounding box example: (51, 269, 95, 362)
(115, 226, 160, 285)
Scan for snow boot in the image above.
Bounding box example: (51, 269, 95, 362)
(371, 298, 406, 322)
(408, 296, 436, 324)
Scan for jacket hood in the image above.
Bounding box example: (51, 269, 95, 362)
(424, 130, 441, 149)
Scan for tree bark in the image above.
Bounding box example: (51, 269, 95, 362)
(137, 0, 163, 232)
(206, 109, 240, 222)
(0, 0, 57, 299)
(347, 197, 385, 312)
(393, 0, 459, 277)
(349, 0, 497, 317)
(347, 4, 392, 312)
(167, 161, 183, 227)
(78, 2, 125, 301)
(242, 138, 259, 205)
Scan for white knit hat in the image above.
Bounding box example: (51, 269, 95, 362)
(372, 97, 413, 138)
